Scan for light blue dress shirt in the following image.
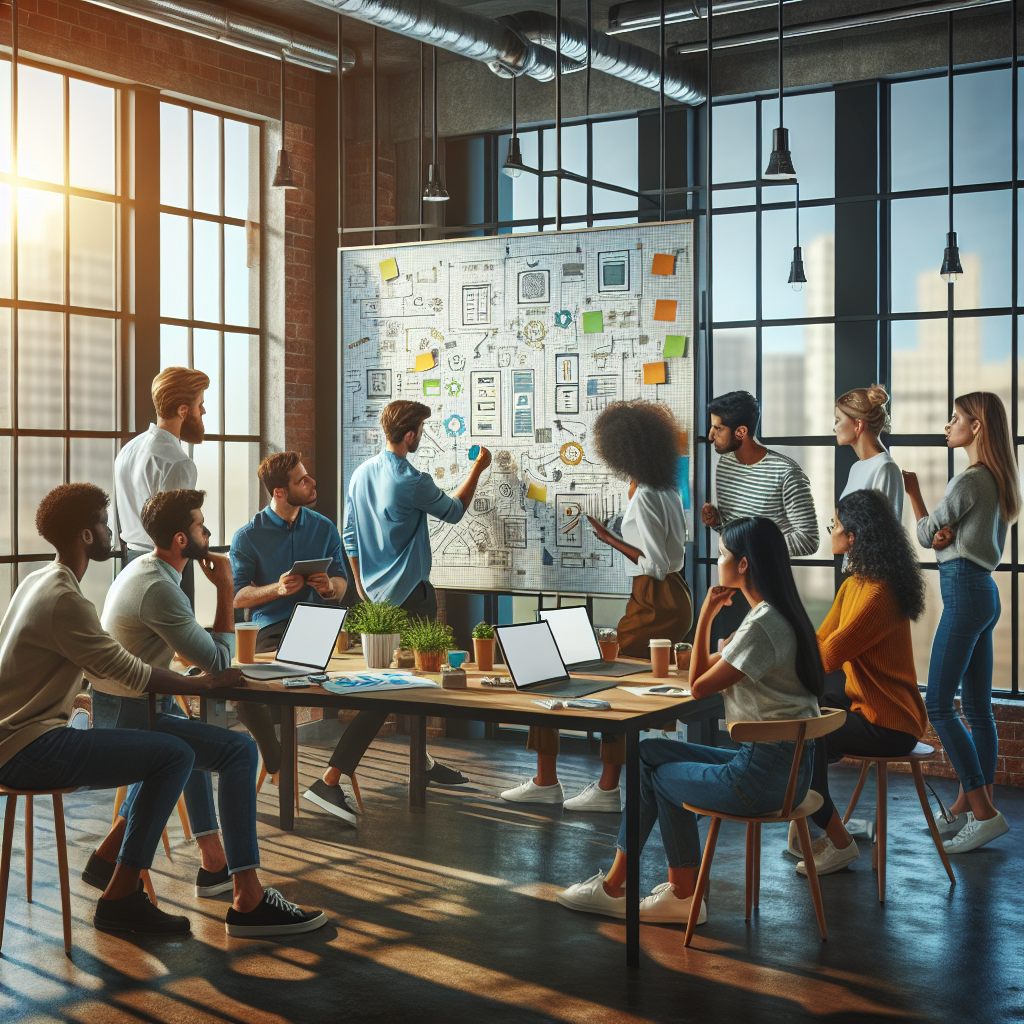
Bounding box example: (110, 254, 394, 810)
(343, 450, 465, 606)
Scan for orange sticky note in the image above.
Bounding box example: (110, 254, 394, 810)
(414, 352, 436, 372)
(651, 253, 676, 276)
(643, 361, 667, 385)
(654, 299, 677, 322)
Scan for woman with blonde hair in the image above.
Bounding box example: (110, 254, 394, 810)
(835, 384, 903, 519)
(903, 392, 1020, 854)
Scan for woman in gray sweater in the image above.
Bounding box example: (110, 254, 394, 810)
(903, 392, 1020, 855)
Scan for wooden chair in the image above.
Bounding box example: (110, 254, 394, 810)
(0, 787, 76, 956)
(842, 742, 955, 902)
(683, 708, 846, 947)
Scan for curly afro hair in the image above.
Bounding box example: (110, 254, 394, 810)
(837, 488, 926, 620)
(35, 483, 109, 551)
(592, 400, 681, 490)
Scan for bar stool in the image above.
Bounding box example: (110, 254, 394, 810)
(0, 787, 76, 956)
(842, 742, 956, 902)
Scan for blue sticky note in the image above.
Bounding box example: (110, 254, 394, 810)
(677, 456, 691, 510)
(468, 445, 480, 461)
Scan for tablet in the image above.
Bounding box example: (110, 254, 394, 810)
(287, 557, 333, 577)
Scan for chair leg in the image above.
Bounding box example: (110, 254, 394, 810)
(51, 795, 72, 956)
(350, 774, 364, 813)
(684, 817, 721, 948)
(141, 870, 158, 907)
(843, 761, 870, 824)
(744, 823, 754, 921)
(112, 785, 128, 827)
(161, 829, 172, 863)
(911, 761, 955, 885)
(752, 823, 761, 910)
(176, 795, 192, 843)
(795, 817, 828, 941)
(0, 795, 18, 952)
(256, 762, 268, 794)
(25, 796, 33, 903)
(876, 763, 887, 903)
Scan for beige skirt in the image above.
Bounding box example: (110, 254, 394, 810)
(616, 572, 693, 659)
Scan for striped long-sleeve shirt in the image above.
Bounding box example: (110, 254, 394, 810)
(714, 449, 820, 556)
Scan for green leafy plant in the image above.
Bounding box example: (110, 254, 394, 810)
(471, 621, 494, 640)
(347, 600, 408, 636)
(403, 616, 456, 653)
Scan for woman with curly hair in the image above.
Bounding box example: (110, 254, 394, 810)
(789, 488, 929, 877)
(500, 401, 690, 813)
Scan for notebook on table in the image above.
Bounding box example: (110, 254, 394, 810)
(538, 606, 651, 678)
(240, 604, 348, 680)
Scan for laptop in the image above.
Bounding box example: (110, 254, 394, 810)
(240, 604, 348, 680)
(538, 606, 651, 678)
(494, 621, 620, 699)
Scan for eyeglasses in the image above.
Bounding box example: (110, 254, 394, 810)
(826, 518, 835, 534)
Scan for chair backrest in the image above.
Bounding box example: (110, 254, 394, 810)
(727, 708, 846, 817)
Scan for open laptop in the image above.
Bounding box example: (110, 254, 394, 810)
(538, 606, 651, 678)
(239, 603, 348, 680)
(494, 621, 620, 698)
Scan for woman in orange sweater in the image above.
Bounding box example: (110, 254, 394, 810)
(792, 488, 929, 877)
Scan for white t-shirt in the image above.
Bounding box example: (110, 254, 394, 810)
(619, 485, 686, 580)
(720, 602, 820, 725)
(839, 450, 904, 522)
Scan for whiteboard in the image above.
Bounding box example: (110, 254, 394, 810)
(340, 221, 695, 596)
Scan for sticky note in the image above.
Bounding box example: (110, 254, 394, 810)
(582, 311, 604, 334)
(643, 361, 667, 385)
(663, 334, 688, 357)
(654, 299, 678, 322)
(379, 257, 399, 281)
(526, 481, 548, 502)
(423, 379, 441, 396)
(651, 253, 676, 276)
(468, 444, 480, 461)
(414, 352, 436, 372)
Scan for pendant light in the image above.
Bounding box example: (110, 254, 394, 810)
(503, 75, 527, 178)
(272, 53, 297, 189)
(423, 47, 449, 202)
(763, 0, 796, 180)
(789, 182, 806, 291)
(939, 12, 963, 283)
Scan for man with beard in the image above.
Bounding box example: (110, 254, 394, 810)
(87, 487, 328, 937)
(112, 367, 210, 605)
(300, 401, 491, 823)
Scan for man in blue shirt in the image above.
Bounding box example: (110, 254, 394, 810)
(303, 400, 491, 824)
(230, 452, 348, 788)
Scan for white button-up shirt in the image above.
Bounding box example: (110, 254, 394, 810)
(620, 484, 686, 580)
(113, 425, 198, 549)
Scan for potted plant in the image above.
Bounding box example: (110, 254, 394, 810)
(347, 601, 408, 670)
(472, 621, 495, 672)
(403, 616, 455, 673)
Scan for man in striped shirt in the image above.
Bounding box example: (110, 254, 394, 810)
(702, 390, 819, 557)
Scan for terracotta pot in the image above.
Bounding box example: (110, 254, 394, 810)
(414, 650, 443, 673)
(334, 630, 349, 655)
(599, 640, 620, 662)
(473, 637, 495, 672)
(363, 632, 401, 669)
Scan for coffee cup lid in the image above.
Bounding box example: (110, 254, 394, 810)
(649, 638, 672, 648)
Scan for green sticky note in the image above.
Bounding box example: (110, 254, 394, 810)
(582, 311, 604, 334)
(663, 335, 688, 357)
(423, 379, 441, 396)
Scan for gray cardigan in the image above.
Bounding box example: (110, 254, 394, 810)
(916, 465, 1006, 571)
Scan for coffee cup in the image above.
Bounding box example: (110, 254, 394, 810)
(235, 622, 260, 664)
(649, 638, 672, 678)
(447, 650, 468, 670)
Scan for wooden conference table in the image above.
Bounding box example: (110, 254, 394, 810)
(176, 650, 721, 968)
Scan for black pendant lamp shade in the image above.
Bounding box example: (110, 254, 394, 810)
(788, 246, 806, 290)
(272, 54, 298, 190)
(503, 135, 526, 178)
(941, 231, 964, 283)
(764, 0, 797, 181)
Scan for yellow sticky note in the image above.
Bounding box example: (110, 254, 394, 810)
(651, 253, 676, 276)
(526, 481, 548, 502)
(643, 361, 667, 385)
(654, 299, 678, 322)
(379, 257, 399, 282)
(414, 352, 436, 372)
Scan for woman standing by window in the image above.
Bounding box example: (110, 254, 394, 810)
(903, 392, 1018, 854)
(834, 385, 903, 519)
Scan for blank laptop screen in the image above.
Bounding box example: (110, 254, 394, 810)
(497, 622, 568, 688)
(276, 604, 348, 669)
(538, 607, 602, 666)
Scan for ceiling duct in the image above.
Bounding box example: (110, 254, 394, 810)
(607, 0, 801, 36)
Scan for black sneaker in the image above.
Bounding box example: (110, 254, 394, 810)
(225, 888, 328, 938)
(302, 779, 357, 825)
(196, 865, 233, 898)
(425, 759, 469, 786)
(81, 851, 115, 892)
(94, 883, 191, 935)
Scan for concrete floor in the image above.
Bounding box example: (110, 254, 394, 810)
(1, 733, 1021, 1024)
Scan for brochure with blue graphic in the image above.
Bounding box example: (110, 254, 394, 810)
(321, 672, 440, 694)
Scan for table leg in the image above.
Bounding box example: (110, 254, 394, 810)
(279, 705, 296, 831)
(199, 696, 209, 724)
(625, 727, 640, 969)
(409, 714, 427, 813)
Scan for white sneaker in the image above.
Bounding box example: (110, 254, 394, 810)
(786, 820, 803, 858)
(555, 871, 626, 919)
(638, 882, 707, 925)
(934, 810, 968, 840)
(500, 778, 564, 804)
(563, 782, 622, 813)
(796, 836, 860, 876)
(943, 811, 1009, 854)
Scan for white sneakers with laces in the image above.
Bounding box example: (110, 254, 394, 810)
(934, 809, 968, 841)
(555, 871, 626, 918)
(796, 836, 860, 876)
(638, 882, 707, 925)
(942, 811, 1009, 854)
(563, 782, 622, 812)
(500, 778, 564, 804)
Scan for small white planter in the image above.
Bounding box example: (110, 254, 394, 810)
(362, 632, 402, 669)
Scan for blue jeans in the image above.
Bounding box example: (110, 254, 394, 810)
(0, 727, 193, 870)
(615, 737, 813, 869)
(926, 558, 1000, 793)
(92, 691, 260, 874)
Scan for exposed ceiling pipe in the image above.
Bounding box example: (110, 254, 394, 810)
(607, 0, 802, 36)
(84, 0, 355, 73)
(671, 0, 1002, 55)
